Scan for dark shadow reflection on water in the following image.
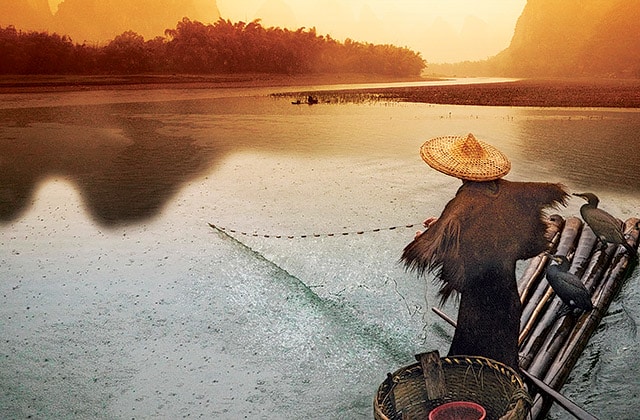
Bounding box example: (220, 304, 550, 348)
(2, 95, 639, 226)
(0, 95, 369, 226)
(0, 101, 226, 226)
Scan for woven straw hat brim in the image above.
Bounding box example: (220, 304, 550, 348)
(420, 134, 511, 181)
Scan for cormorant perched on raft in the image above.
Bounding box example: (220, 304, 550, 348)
(545, 254, 593, 316)
(573, 192, 637, 259)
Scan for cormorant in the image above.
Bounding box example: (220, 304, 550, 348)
(573, 192, 637, 258)
(546, 254, 593, 315)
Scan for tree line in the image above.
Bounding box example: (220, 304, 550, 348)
(0, 18, 426, 77)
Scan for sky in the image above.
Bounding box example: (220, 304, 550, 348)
(45, 0, 528, 63)
(215, 0, 528, 63)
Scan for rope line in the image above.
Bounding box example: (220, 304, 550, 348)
(208, 222, 422, 239)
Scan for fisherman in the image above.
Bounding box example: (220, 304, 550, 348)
(402, 133, 568, 370)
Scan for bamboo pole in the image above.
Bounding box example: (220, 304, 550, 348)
(526, 312, 575, 377)
(520, 369, 598, 420)
(518, 253, 550, 304)
(519, 217, 583, 349)
(569, 225, 597, 277)
(521, 217, 581, 320)
(519, 287, 553, 351)
(580, 244, 616, 292)
(524, 242, 615, 413)
(518, 215, 564, 301)
(430, 217, 638, 420)
(550, 243, 636, 382)
(519, 276, 552, 346)
(554, 217, 584, 256)
(520, 295, 566, 372)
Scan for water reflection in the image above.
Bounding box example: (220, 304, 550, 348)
(515, 110, 640, 193)
(0, 94, 430, 226)
(1, 92, 639, 227)
(0, 103, 221, 225)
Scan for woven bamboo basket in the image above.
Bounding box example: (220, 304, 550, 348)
(374, 353, 531, 420)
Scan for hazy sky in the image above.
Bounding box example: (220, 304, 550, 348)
(215, 0, 528, 63)
(47, 0, 528, 63)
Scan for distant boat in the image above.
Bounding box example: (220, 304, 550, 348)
(292, 96, 319, 105)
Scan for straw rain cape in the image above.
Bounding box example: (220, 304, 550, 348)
(402, 179, 567, 369)
(402, 179, 568, 302)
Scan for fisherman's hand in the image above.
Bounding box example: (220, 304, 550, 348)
(415, 217, 438, 239)
(423, 217, 437, 228)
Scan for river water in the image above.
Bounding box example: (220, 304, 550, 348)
(0, 81, 638, 419)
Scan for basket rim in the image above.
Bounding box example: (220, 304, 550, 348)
(374, 354, 530, 420)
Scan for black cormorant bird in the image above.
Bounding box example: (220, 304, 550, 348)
(573, 192, 637, 258)
(546, 254, 593, 315)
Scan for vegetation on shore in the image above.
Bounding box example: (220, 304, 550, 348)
(279, 78, 640, 108)
(0, 19, 426, 77)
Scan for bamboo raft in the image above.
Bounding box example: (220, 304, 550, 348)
(376, 214, 639, 419)
(515, 215, 639, 419)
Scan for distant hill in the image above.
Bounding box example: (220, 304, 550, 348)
(429, 0, 640, 78)
(0, 1, 52, 29)
(0, 0, 221, 43)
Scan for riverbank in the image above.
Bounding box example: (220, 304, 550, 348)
(294, 78, 640, 108)
(1, 74, 639, 108)
(0, 73, 426, 94)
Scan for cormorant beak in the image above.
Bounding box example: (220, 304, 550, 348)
(572, 193, 586, 200)
(543, 251, 561, 263)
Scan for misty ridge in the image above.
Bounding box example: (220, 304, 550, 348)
(430, 0, 640, 79)
(0, 0, 221, 42)
(0, 18, 426, 77)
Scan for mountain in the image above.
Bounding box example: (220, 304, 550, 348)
(1, 0, 221, 43)
(493, 0, 639, 77)
(354, 3, 385, 43)
(0, 0, 53, 30)
(54, 0, 221, 43)
(459, 15, 504, 62)
(578, 2, 640, 77)
(428, 0, 640, 78)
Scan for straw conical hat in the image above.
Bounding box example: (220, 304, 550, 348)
(420, 133, 511, 181)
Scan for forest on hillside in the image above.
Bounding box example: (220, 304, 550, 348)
(0, 18, 426, 77)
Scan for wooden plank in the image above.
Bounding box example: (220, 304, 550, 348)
(416, 351, 447, 400)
